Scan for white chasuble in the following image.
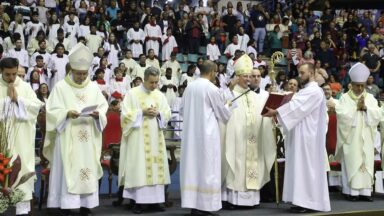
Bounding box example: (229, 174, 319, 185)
(0, 76, 43, 205)
(44, 75, 108, 208)
(222, 85, 275, 206)
(119, 85, 171, 203)
(335, 91, 381, 195)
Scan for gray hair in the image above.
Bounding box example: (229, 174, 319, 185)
(144, 66, 160, 81)
(304, 51, 313, 59)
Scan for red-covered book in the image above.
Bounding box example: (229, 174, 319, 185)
(261, 92, 294, 115)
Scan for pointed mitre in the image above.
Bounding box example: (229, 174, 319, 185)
(234, 54, 253, 75)
(68, 43, 93, 71)
(349, 62, 370, 83)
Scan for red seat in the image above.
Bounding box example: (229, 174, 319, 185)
(326, 113, 337, 155)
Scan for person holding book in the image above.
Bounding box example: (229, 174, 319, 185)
(222, 54, 276, 209)
(335, 63, 382, 201)
(263, 63, 331, 213)
(43, 43, 109, 216)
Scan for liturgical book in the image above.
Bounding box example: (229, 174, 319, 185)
(261, 92, 294, 115)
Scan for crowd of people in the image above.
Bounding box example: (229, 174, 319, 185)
(0, 0, 384, 215)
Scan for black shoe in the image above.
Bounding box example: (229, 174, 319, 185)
(222, 201, 236, 210)
(149, 203, 165, 212)
(290, 206, 314, 213)
(347, 195, 359, 201)
(59, 209, 74, 216)
(190, 209, 220, 216)
(132, 204, 143, 214)
(80, 207, 93, 216)
(359, 195, 373, 202)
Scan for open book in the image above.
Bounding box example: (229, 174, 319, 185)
(80, 105, 98, 117)
(261, 92, 294, 115)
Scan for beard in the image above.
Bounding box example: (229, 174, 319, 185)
(299, 77, 309, 86)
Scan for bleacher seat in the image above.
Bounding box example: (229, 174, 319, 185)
(187, 54, 199, 63)
(180, 63, 188, 73)
(199, 46, 207, 55)
(219, 55, 228, 64)
(176, 53, 185, 63)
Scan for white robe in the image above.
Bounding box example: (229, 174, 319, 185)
(109, 78, 131, 101)
(161, 60, 181, 82)
(48, 54, 69, 89)
(25, 21, 44, 44)
(5, 49, 29, 68)
(159, 76, 178, 107)
(237, 34, 250, 52)
(63, 22, 80, 49)
(104, 42, 121, 70)
(224, 43, 240, 57)
(180, 78, 231, 211)
(79, 25, 90, 37)
(276, 81, 330, 212)
(120, 58, 138, 77)
(127, 28, 145, 58)
(30, 51, 51, 67)
(161, 35, 177, 62)
(8, 21, 26, 46)
(119, 85, 171, 203)
(206, 43, 221, 61)
(335, 92, 381, 195)
(0, 76, 43, 214)
(44, 76, 108, 209)
(47, 23, 61, 44)
(222, 85, 275, 206)
(144, 24, 162, 56)
(132, 64, 149, 80)
(85, 34, 103, 54)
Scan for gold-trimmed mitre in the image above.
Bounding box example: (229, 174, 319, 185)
(234, 54, 253, 75)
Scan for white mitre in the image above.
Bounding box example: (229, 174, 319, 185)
(68, 43, 93, 71)
(349, 62, 370, 83)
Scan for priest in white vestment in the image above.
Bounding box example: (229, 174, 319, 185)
(180, 60, 233, 215)
(222, 55, 276, 208)
(335, 63, 382, 201)
(43, 43, 108, 215)
(263, 63, 331, 213)
(0, 58, 43, 215)
(119, 67, 171, 214)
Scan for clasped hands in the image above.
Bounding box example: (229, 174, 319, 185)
(357, 96, 367, 111)
(143, 106, 159, 119)
(7, 83, 18, 102)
